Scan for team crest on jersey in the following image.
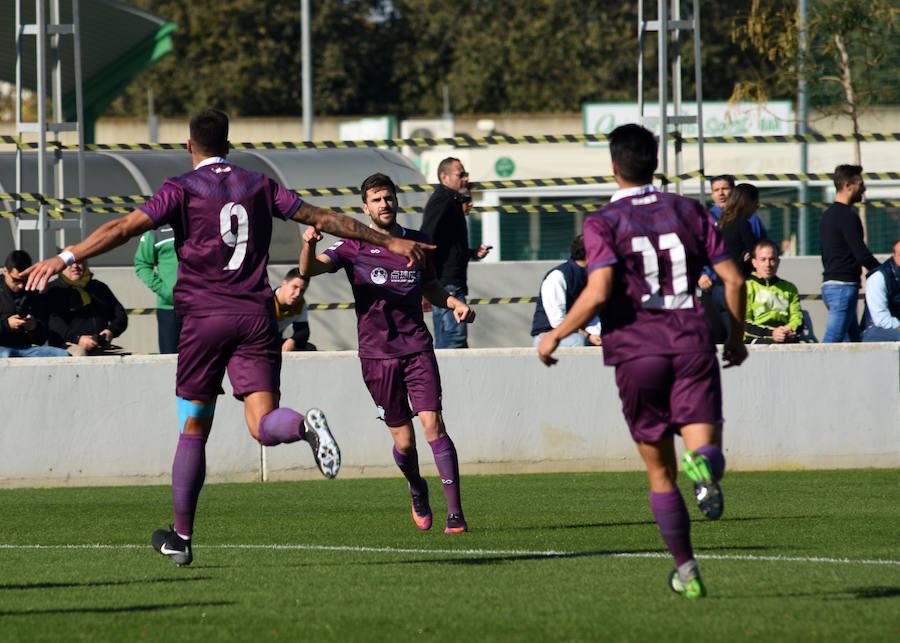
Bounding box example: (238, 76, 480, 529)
(370, 267, 388, 284)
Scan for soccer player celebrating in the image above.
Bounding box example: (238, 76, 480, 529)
(299, 173, 474, 533)
(537, 124, 748, 598)
(24, 109, 434, 566)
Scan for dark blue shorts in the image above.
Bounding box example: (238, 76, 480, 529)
(176, 313, 281, 401)
(613, 351, 722, 443)
(359, 351, 443, 426)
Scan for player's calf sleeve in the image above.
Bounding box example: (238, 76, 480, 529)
(172, 433, 207, 538)
(393, 446, 426, 495)
(649, 489, 693, 567)
(695, 444, 725, 481)
(429, 434, 462, 515)
(257, 408, 304, 446)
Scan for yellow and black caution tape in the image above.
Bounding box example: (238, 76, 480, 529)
(126, 292, 837, 316)
(7, 130, 900, 153)
(5, 169, 900, 213)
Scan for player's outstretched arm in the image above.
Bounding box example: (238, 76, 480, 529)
(24, 210, 154, 291)
(292, 203, 434, 268)
(299, 226, 334, 277)
(422, 280, 475, 323)
(712, 257, 748, 367)
(538, 266, 612, 366)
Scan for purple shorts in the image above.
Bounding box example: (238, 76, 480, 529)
(613, 351, 723, 443)
(359, 351, 443, 427)
(176, 313, 282, 401)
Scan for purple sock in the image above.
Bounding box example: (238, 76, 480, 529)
(393, 446, 427, 496)
(429, 434, 462, 515)
(172, 433, 207, 538)
(695, 444, 725, 481)
(257, 408, 304, 446)
(650, 489, 694, 567)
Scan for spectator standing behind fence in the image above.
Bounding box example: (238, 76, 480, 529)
(421, 157, 491, 348)
(743, 239, 804, 344)
(861, 239, 900, 342)
(819, 164, 880, 343)
(135, 225, 182, 353)
(274, 268, 316, 351)
(0, 250, 69, 358)
(45, 258, 128, 356)
(531, 234, 602, 347)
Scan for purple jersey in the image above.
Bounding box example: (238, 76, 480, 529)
(140, 162, 302, 316)
(584, 187, 729, 365)
(324, 227, 437, 359)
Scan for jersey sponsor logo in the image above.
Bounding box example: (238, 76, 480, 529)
(371, 267, 388, 284)
(328, 241, 344, 251)
(390, 269, 420, 283)
(211, 166, 231, 174)
(632, 194, 658, 205)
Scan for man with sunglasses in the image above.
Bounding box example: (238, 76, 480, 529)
(421, 157, 491, 348)
(0, 250, 69, 358)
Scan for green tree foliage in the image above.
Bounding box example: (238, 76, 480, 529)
(109, 0, 781, 118)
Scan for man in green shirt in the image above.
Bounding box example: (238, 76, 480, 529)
(744, 239, 803, 343)
(135, 225, 181, 353)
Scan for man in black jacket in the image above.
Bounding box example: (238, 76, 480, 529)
(45, 257, 128, 355)
(420, 157, 490, 348)
(0, 250, 69, 358)
(819, 164, 879, 342)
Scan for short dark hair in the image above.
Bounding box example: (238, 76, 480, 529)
(360, 173, 397, 203)
(608, 124, 657, 184)
(570, 234, 586, 261)
(189, 109, 229, 157)
(4, 250, 32, 272)
(437, 157, 461, 179)
(711, 174, 736, 188)
(284, 267, 307, 281)
(752, 238, 779, 258)
(833, 164, 863, 191)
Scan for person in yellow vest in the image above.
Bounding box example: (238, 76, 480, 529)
(273, 268, 316, 351)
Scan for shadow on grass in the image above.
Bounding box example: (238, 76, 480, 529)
(0, 576, 209, 591)
(0, 600, 233, 616)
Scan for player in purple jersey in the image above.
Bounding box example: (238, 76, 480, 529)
(299, 173, 475, 533)
(537, 124, 748, 599)
(24, 109, 434, 566)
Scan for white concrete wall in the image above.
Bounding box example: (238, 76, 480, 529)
(1, 344, 897, 488)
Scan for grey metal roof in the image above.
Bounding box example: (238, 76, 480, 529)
(1, 0, 176, 134)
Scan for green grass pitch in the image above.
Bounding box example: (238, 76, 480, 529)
(1, 470, 898, 642)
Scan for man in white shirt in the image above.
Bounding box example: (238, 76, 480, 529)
(530, 234, 602, 347)
(862, 239, 900, 342)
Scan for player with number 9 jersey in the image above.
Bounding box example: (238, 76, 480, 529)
(583, 188, 730, 365)
(140, 162, 300, 317)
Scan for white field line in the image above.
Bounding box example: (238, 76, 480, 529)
(0, 543, 898, 566)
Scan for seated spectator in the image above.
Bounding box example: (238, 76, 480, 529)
(743, 239, 805, 344)
(274, 268, 316, 352)
(531, 234, 602, 347)
(45, 258, 128, 356)
(0, 250, 69, 358)
(861, 239, 900, 342)
(700, 175, 767, 343)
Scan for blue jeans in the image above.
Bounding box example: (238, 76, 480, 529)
(532, 332, 588, 347)
(157, 308, 183, 354)
(0, 344, 70, 358)
(862, 326, 900, 342)
(432, 285, 468, 349)
(821, 283, 861, 343)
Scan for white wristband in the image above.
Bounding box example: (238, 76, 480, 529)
(58, 250, 76, 267)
